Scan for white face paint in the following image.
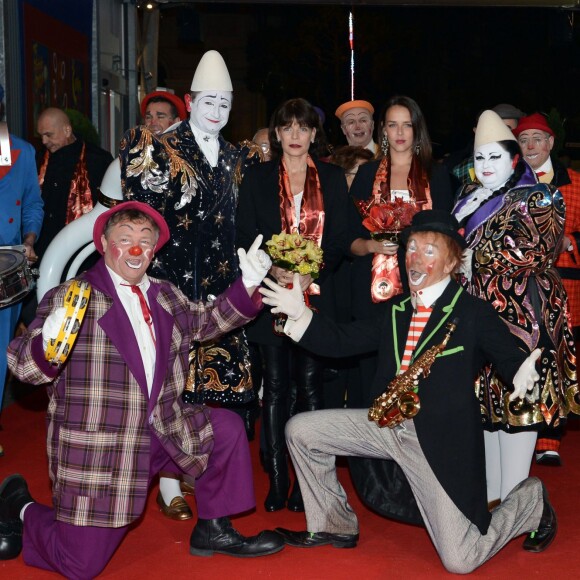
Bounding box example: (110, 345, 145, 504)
(189, 91, 232, 135)
(473, 142, 514, 191)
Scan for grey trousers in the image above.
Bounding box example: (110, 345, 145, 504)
(285, 409, 545, 574)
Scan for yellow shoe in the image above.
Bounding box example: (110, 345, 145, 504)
(156, 492, 193, 521)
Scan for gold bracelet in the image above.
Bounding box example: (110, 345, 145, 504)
(45, 280, 91, 366)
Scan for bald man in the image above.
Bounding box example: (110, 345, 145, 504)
(17, 108, 114, 327)
(35, 108, 113, 264)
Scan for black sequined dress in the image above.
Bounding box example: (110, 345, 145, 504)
(119, 121, 261, 403)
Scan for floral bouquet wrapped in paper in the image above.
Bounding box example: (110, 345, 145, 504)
(265, 232, 323, 279)
(354, 196, 419, 303)
(265, 232, 324, 334)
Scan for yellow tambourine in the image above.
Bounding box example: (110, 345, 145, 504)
(45, 280, 91, 366)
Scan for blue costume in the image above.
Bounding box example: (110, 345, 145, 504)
(0, 132, 44, 410)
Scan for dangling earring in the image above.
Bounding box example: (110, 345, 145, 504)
(414, 142, 420, 156)
(381, 134, 389, 156)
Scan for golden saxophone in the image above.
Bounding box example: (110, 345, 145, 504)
(368, 317, 459, 428)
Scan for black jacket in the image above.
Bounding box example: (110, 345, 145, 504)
(236, 157, 348, 346)
(297, 280, 526, 534)
(36, 138, 113, 260)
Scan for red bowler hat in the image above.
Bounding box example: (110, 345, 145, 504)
(140, 90, 187, 121)
(512, 113, 555, 138)
(93, 201, 171, 255)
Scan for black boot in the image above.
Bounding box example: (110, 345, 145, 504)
(263, 403, 289, 511)
(0, 474, 34, 561)
(189, 517, 284, 558)
(287, 478, 305, 512)
(265, 456, 290, 512)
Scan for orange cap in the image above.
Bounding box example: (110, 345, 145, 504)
(335, 100, 374, 119)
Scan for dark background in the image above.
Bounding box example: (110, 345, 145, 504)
(155, 2, 580, 160)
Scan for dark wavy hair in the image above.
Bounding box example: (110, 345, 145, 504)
(269, 98, 327, 158)
(329, 145, 374, 173)
(376, 95, 433, 176)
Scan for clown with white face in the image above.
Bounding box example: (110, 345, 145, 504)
(451, 109, 575, 512)
(186, 91, 232, 136)
(473, 142, 516, 192)
(184, 50, 234, 168)
(118, 50, 265, 519)
(453, 110, 520, 224)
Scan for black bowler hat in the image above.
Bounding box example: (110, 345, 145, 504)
(400, 209, 467, 249)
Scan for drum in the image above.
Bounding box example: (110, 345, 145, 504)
(0, 249, 35, 309)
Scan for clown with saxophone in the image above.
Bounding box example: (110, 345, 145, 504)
(259, 209, 555, 573)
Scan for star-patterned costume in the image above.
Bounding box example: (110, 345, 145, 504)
(119, 121, 261, 403)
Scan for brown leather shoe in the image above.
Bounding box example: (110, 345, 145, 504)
(156, 492, 193, 521)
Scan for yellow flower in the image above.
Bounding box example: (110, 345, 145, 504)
(265, 232, 323, 279)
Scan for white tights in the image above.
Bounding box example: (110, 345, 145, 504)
(484, 430, 537, 502)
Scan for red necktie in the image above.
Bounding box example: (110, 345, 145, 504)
(536, 171, 546, 178)
(125, 284, 156, 346)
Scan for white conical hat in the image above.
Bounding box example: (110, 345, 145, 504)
(474, 110, 517, 149)
(190, 50, 233, 92)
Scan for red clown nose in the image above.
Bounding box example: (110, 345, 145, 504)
(129, 246, 143, 256)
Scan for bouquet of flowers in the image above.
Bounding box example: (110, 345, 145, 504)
(353, 196, 419, 303)
(265, 232, 323, 279)
(265, 232, 324, 334)
(354, 196, 419, 244)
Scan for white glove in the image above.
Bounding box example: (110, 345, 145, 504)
(457, 248, 473, 280)
(42, 307, 68, 350)
(510, 348, 541, 401)
(237, 234, 272, 288)
(260, 273, 306, 320)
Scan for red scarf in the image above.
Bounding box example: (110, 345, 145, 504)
(366, 155, 432, 303)
(38, 142, 94, 224)
(278, 155, 325, 295)
(371, 155, 432, 208)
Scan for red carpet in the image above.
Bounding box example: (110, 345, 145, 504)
(1, 388, 579, 579)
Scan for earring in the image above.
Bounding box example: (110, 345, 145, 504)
(381, 134, 389, 156)
(415, 143, 420, 156)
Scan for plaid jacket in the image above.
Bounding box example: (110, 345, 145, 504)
(7, 259, 259, 527)
(554, 162, 580, 273)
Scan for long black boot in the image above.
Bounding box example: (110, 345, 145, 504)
(288, 349, 324, 513)
(263, 403, 289, 511)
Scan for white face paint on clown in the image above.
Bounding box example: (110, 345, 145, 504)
(188, 91, 232, 135)
(473, 142, 515, 191)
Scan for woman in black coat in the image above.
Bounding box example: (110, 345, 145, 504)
(348, 95, 453, 407)
(237, 98, 348, 512)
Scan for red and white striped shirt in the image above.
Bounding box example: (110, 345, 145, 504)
(399, 305, 432, 373)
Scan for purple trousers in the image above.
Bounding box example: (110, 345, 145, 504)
(23, 408, 254, 579)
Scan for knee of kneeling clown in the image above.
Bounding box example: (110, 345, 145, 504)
(285, 413, 312, 445)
